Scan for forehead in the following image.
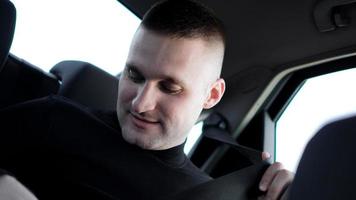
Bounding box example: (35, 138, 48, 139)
(126, 27, 224, 84)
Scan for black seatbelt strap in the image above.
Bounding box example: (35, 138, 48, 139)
(167, 161, 269, 200)
(166, 113, 269, 200)
(202, 113, 263, 164)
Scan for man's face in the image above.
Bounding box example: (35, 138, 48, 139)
(116, 27, 225, 150)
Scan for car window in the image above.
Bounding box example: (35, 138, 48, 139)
(275, 67, 356, 172)
(9, 0, 140, 75)
(184, 122, 203, 155)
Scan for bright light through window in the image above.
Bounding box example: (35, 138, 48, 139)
(10, 0, 140, 75)
(276, 67, 356, 172)
(184, 122, 204, 155)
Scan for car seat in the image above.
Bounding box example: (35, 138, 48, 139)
(0, 0, 16, 71)
(50, 61, 119, 111)
(0, 54, 60, 108)
(0, 1, 59, 109)
(288, 115, 356, 200)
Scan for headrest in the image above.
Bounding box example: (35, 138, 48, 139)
(0, 0, 16, 72)
(288, 115, 356, 200)
(50, 60, 119, 111)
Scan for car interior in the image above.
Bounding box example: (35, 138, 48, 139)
(288, 115, 356, 200)
(1, 0, 356, 199)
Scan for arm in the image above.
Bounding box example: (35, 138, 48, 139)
(0, 97, 56, 199)
(0, 96, 54, 172)
(0, 97, 53, 150)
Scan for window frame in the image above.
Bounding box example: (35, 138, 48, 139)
(264, 54, 356, 162)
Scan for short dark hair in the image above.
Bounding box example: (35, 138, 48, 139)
(142, 0, 226, 46)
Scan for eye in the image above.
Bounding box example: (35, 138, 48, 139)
(159, 82, 183, 95)
(126, 67, 144, 83)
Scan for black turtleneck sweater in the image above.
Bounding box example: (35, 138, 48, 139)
(0, 95, 211, 200)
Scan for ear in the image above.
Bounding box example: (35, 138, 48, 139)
(203, 78, 225, 109)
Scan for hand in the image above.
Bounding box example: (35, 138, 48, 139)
(0, 175, 38, 200)
(258, 152, 294, 200)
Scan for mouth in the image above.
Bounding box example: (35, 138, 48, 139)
(129, 112, 160, 129)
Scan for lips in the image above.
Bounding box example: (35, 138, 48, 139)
(129, 112, 159, 129)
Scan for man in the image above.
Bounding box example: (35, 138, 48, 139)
(0, 0, 293, 199)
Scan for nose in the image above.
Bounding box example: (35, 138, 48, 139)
(131, 83, 157, 113)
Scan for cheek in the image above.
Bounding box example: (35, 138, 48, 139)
(117, 79, 137, 104)
(162, 94, 205, 124)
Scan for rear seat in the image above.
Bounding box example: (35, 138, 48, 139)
(50, 61, 119, 111)
(0, 0, 59, 109)
(1, 1, 118, 111)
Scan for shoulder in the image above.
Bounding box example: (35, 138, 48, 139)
(180, 158, 212, 184)
(0, 95, 84, 113)
(27, 95, 104, 120)
(1, 95, 117, 129)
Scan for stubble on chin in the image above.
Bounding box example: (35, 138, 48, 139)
(120, 126, 160, 150)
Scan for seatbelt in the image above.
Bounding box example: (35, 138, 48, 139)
(202, 113, 262, 164)
(166, 113, 269, 200)
(168, 161, 269, 200)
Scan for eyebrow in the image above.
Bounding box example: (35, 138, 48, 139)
(125, 62, 186, 87)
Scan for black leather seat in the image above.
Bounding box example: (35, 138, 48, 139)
(50, 60, 119, 111)
(288, 115, 356, 200)
(0, 1, 59, 109)
(0, 0, 16, 71)
(0, 54, 60, 108)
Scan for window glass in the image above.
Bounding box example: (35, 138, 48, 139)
(276, 67, 356, 172)
(184, 122, 204, 155)
(10, 0, 140, 75)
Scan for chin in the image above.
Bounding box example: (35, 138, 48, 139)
(121, 128, 159, 150)
(136, 141, 158, 150)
